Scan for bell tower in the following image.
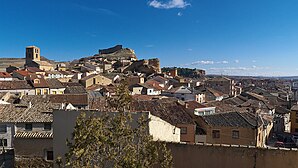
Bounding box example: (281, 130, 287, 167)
(25, 46, 40, 65)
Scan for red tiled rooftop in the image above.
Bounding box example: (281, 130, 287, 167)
(14, 70, 32, 76)
(0, 72, 12, 78)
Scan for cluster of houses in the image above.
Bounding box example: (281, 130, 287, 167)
(0, 45, 297, 166)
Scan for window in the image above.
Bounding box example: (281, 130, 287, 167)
(25, 123, 33, 131)
(44, 89, 48, 95)
(52, 91, 57, 94)
(212, 130, 220, 139)
(296, 119, 298, 123)
(0, 139, 7, 147)
(180, 127, 187, 134)
(44, 123, 52, 131)
(232, 130, 239, 139)
(0, 125, 7, 133)
(36, 89, 41, 95)
(46, 151, 53, 161)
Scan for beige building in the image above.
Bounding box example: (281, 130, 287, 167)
(290, 105, 298, 133)
(196, 111, 267, 147)
(205, 76, 236, 97)
(25, 46, 54, 71)
(79, 74, 112, 88)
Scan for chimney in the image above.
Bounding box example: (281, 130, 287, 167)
(29, 101, 32, 108)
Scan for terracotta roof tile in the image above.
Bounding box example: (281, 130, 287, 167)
(0, 72, 12, 78)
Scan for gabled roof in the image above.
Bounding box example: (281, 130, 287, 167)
(168, 86, 192, 94)
(150, 75, 168, 83)
(185, 101, 207, 110)
(14, 70, 32, 77)
(131, 99, 194, 125)
(206, 87, 225, 97)
(62, 82, 87, 94)
(200, 111, 261, 128)
(0, 95, 58, 123)
(45, 78, 65, 89)
(26, 67, 44, 73)
(50, 94, 88, 106)
(26, 74, 49, 88)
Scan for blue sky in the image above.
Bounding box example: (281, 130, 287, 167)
(1, 0, 298, 76)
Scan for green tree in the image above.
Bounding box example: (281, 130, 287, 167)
(60, 82, 173, 168)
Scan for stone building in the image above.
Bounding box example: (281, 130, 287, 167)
(25, 46, 54, 71)
(79, 74, 112, 88)
(205, 76, 236, 97)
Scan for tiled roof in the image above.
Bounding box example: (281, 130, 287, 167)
(14, 132, 53, 139)
(131, 99, 194, 125)
(205, 101, 247, 113)
(185, 101, 207, 110)
(0, 72, 12, 78)
(45, 78, 64, 89)
(45, 71, 62, 75)
(86, 84, 103, 91)
(50, 94, 88, 106)
(0, 104, 54, 123)
(0, 81, 33, 90)
(89, 97, 194, 125)
(200, 111, 261, 128)
(26, 74, 49, 88)
(14, 70, 32, 77)
(62, 82, 87, 94)
(26, 67, 44, 73)
(206, 87, 225, 97)
(222, 96, 248, 106)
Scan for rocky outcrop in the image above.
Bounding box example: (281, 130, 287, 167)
(124, 58, 161, 75)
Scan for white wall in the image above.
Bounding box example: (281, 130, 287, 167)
(149, 114, 180, 142)
(0, 78, 13, 81)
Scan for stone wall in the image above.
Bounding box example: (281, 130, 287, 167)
(167, 142, 298, 168)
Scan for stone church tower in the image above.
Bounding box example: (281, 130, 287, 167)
(25, 46, 40, 65)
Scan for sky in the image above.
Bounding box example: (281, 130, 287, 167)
(1, 0, 298, 76)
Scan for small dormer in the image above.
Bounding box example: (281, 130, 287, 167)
(34, 79, 40, 84)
